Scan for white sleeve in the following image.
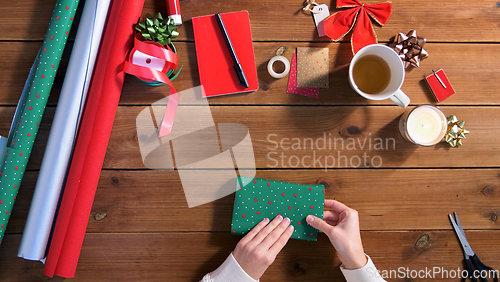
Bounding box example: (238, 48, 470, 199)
(340, 255, 387, 282)
(201, 253, 259, 282)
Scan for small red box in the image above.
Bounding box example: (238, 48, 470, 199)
(425, 69, 456, 102)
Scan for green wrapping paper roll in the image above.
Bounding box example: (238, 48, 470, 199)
(0, 0, 80, 245)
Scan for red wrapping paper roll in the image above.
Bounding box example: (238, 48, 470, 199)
(43, 0, 145, 278)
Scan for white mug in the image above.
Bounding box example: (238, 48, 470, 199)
(348, 44, 410, 108)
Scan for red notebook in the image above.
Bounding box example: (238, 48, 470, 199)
(192, 11, 259, 97)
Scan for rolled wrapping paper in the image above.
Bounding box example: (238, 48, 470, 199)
(43, 0, 145, 277)
(0, 138, 6, 155)
(17, 0, 111, 261)
(0, 136, 7, 168)
(0, 0, 80, 246)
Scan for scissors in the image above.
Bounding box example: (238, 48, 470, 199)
(449, 212, 499, 282)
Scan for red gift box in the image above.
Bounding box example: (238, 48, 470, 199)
(425, 69, 456, 102)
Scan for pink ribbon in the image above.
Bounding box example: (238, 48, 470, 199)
(123, 34, 178, 137)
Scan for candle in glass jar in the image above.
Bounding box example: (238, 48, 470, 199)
(399, 105, 447, 146)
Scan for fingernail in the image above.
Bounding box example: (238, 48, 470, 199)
(288, 225, 294, 231)
(284, 217, 290, 224)
(276, 214, 283, 221)
(263, 218, 269, 223)
(306, 215, 314, 224)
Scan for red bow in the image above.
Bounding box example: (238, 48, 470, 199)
(323, 0, 392, 54)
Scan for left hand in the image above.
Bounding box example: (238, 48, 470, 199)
(233, 215, 294, 280)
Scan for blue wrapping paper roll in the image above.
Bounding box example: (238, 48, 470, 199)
(17, 0, 111, 261)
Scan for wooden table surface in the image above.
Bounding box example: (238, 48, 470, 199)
(0, 0, 499, 281)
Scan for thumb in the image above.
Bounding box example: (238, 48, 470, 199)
(306, 215, 333, 234)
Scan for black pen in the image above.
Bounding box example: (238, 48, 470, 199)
(215, 13, 249, 88)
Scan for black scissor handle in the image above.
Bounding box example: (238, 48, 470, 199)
(472, 254, 499, 282)
(465, 258, 479, 282)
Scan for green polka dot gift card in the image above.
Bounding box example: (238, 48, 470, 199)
(231, 176, 325, 241)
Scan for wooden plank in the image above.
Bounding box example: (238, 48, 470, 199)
(1, 41, 500, 106)
(121, 42, 500, 106)
(0, 231, 499, 281)
(109, 105, 500, 169)
(6, 169, 499, 234)
(0, 106, 497, 169)
(1, 0, 499, 43)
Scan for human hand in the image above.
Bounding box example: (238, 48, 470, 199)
(306, 200, 367, 270)
(233, 215, 294, 280)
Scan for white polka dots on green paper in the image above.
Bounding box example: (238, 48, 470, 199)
(231, 177, 326, 241)
(0, 0, 80, 245)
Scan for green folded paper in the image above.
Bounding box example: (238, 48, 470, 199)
(231, 176, 325, 241)
(0, 0, 80, 245)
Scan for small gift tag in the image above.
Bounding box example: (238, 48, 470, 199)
(312, 4, 330, 37)
(425, 69, 455, 102)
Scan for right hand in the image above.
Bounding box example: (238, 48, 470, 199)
(306, 200, 367, 270)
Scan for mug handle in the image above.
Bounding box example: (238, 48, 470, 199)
(389, 89, 410, 108)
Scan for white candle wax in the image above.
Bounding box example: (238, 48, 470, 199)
(406, 105, 447, 146)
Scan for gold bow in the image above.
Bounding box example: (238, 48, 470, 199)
(443, 115, 470, 147)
